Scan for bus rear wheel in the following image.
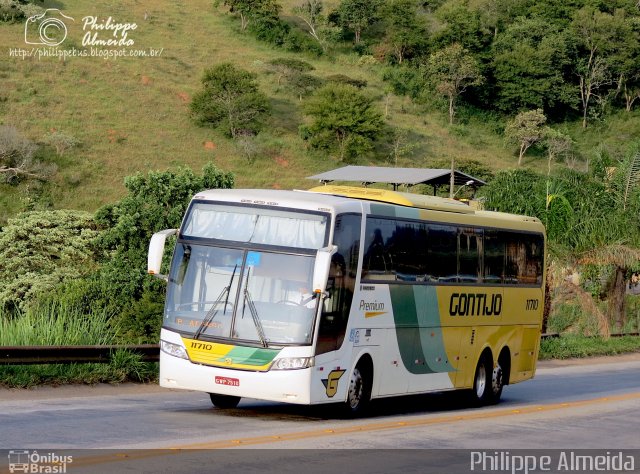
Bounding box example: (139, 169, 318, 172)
(470, 356, 503, 406)
(209, 393, 241, 409)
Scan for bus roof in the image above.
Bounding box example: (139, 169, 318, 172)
(307, 185, 544, 230)
(308, 185, 474, 213)
(192, 187, 544, 231)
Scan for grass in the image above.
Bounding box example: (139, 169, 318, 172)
(0, 301, 157, 387)
(0, 353, 158, 388)
(539, 335, 640, 360)
(0, 301, 115, 346)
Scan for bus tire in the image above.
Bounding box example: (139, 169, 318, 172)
(209, 393, 241, 409)
(344, 361, 372, 417)
(470, 354, 502, 406)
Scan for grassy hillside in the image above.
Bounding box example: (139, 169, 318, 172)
(1, 0, 639, 218)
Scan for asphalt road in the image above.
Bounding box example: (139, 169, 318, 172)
(1, 355, 639, 473)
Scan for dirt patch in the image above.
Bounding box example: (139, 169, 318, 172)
(274, 156, 289, 167)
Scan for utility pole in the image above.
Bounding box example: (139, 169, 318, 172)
(449, 156, 455, 198)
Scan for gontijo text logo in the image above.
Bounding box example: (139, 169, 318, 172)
(8, 450, 73, 473)
(24, 9, 74, 47)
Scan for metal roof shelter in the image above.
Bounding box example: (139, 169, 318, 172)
(307, 166, 486, 194)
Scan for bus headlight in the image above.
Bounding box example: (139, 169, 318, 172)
(271, 357, 314, 370)
(161, 340, 189, 360)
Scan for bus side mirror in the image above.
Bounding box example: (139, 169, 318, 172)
(313, 245, 337, 295)
(148, 229, 178, 280)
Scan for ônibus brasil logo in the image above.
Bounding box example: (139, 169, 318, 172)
(8, 450, 73, 473)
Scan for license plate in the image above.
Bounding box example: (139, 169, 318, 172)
(215, 376, 239, 387)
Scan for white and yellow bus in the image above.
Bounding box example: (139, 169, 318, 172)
(148, 185, 545, 414)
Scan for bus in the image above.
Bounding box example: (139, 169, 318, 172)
(148, 185, 546, 414)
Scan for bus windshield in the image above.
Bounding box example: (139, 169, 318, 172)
(164, 244, 318, 346)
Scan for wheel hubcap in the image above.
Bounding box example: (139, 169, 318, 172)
(475, 364, 486, 398)
(492, 364, 503, 394)
(348, 368, 363, 409)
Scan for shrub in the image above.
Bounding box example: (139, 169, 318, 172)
(0, 125, 55, 183)
(190, 63, 271, 138)
(0, 210, 100, 312)
(301, 83, 384, 161)
(93, 164, 234, 330)
(42, 130, 78, 156)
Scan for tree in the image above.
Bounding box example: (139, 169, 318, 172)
(504, 109, 547, 166)
(288, 73, 323, 100)
(492, 17, 574, 116)
(0, 210, 100, 312)
(216, 0, 289, 45)
(571, 6, 620, 128)
(42, 130, 78, 157)
(301, 83, 384, 161)
(265, 57, 314, 85)
(543, 127, 573, 175)
(470, 0, 529, 38)
(609, 13, 640, 112)
(381, 0, 428, 64)
(432, 0, 492, 53)
(424, 43, 483, 124)
(191, 63, 271, 138)
(0, 126, 55, 183)
(216, 0, 273, 30)
(334, 0, 381, 43)
(292, 0, 329, 51)
(387, 127, 417, 166)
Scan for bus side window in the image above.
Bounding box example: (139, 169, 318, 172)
(458, 228, 481, 282)
(483, 230, 505, 284)
(316, 214, 361, 355)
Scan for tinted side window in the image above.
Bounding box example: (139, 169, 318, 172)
(504, 232, 544, 285)
(427, 225, 457, 282)
(362, 218, 396, 280)
(458, 228, 481, 282)
(483, 230, 505, 284)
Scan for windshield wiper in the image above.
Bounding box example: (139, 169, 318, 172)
(241, 267, 268, 348)
(193, 264, 237, 341)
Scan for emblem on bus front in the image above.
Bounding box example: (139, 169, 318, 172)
(321, 369, 345, 398)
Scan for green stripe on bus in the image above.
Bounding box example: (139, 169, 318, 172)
(370, 203, 397, 217)
(414, 286, 455, 373)
(389, 286, 454, 374)
(225, 346, 279, 365)
(370, 203, 421, 220)
(389, 286, 435, 374)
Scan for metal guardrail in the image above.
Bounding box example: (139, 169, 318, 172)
(0, 345, 159, 365)
(0, 333, 638, 365)
(541, 332, 640, 339)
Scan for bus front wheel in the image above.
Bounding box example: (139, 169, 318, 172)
(471, 355, 503, 406)
(344, 362, 372, 416)
(209, 393, 241, 409)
